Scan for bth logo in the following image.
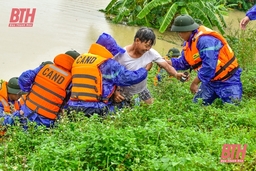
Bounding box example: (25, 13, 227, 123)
(220, 144, 247, 163)
(9, 8, 36, 27)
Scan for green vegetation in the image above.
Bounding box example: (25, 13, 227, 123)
(1, 29, 256, 171)
(102, 0, 255, 35)
(102, 0, 237, 34)
(227, 0, 255, 11)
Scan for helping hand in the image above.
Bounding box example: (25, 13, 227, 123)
(20, 110, 24, 115)
(190, 82, 199, 94)
(190, 77, 200, 94)
(175, 72, 190, 81)
(240, 16, 250, 30)
(113, 87, 125, 103)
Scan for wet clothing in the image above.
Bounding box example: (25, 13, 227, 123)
(184, 26, 239, 81)
(114, 48, 164, 101)
(71, 49, 112, 103)
(0, 81, 21, 126)
(171, 26, 242, 104)
(25, 64, 72, 120)
(246, 5, 256, 20)
(18, 63, 72, 127)
(67, 44, 148, 116)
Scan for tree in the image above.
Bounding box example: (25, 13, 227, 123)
(102, 0, 235, 34)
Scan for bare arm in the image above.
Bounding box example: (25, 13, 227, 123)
(165, 59, 172, 66)
(157, 61, 184, 80)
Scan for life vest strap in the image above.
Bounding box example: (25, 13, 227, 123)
(26, 96, 59, 116)
(73, 74, 97, 84)
(191, 61, 202, 71)
(72, 83, 98, 93)
(217, 66, 240, 81)
(71, 92, 108, 102)
(34, 82, 65, 101)
(30, 89, 62, 107)
(0, 98, 9, 109)
(214, 56, 236, 79)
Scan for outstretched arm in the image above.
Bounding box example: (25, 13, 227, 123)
(157, 60, 185, 80)
(240, 5, 256, 30)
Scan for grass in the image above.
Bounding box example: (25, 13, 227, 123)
(1, 28, 256, 170)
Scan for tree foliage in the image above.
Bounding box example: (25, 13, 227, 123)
(102, 0, 238, 34)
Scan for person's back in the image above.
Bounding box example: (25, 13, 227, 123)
(18, 51, 80, 127)
(67, 33, 149, 116)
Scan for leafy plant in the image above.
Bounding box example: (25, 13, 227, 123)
(225, 27, 256, 70)
(1, 16, 256, 171)
(102, 0, 237, 34)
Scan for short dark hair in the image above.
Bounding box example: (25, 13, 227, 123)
(134, 27, 156, 46)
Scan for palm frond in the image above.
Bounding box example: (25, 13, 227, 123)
(206, 2, 227, 28)
(112, 0, 129, 23)
(187, 4, 213, 29)
(195, 2, 226, 34)
(159, 3, 178, 33)
(137, 0, 173, 19)
(105, 0, 118, 12)
(180, 7, 188, 15)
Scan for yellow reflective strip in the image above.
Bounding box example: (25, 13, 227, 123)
(0, 98, 8, 107)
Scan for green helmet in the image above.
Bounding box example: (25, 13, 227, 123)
(65, 50, 80, 60)
(40, 61, 53, 66)
(171, 15, 199, 32)
(166, 48, 180, 58)
(7, 77, 22, 95)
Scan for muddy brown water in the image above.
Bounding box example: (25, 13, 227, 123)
(0, 1, 254, 80)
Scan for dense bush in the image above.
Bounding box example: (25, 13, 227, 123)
(0, 29, 256, 171)
(227, 0, 255, 11)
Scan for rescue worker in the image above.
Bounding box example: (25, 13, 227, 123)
(166, 48, 181, 59)
(0, 77, 23, 135)
(18, 50, 80, 128)
(18, 61, 53, 107)
(169, 14, 242, 105)
(67, 33, 150, 117)
(155, 47, 181, 84)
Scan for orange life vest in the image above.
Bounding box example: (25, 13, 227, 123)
(0, 81, 20, 114)
(71, 43, 115, 103)
(25, 63, 72, 120)
(19, 94, 28, 106)
(184, 26, 239, 81)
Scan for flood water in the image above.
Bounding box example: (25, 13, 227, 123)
(0, 1, 254, 80)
